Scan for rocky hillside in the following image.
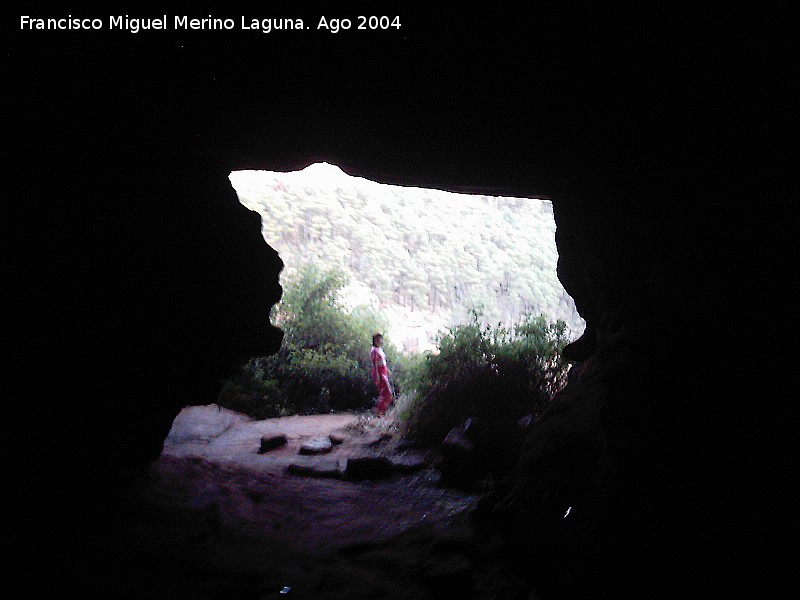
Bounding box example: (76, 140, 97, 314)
(230, 163, 584, 352)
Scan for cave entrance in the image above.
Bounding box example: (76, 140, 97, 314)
(148, 164, 590, 584)
(228, 162, 585, 355)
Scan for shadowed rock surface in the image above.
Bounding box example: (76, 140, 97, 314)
(8, 5, 783, 598)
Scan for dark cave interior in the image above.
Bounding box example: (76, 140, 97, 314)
(7, 5, 785, 598)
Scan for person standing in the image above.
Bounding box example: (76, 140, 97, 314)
(370, 333, 393, 416)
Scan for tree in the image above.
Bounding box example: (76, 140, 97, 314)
(217, 264, 395, 417)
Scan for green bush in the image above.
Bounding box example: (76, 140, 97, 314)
(217, 265, 571, 433)
(387, 350, 425, 400)
(217, 264, 397, 417)
(400, 311, 571, 446)
(217, 362, 290, 419)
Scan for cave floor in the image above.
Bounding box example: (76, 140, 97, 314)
(90, 406, 491, 599)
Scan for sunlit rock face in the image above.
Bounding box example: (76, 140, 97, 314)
(230, 163, 585, 354)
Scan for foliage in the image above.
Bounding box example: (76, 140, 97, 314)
(387, 350, 425, 400)
(231, 165, 585, 342)
(217, 264, 398, 418)
(400, 310, 571, 446)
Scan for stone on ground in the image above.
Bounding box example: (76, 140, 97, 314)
(390, 453, 429, 474)
(328, 430, 348, 445)
(287, 458, 344, 478)
(300, 436, 334, 455)
(259, 433, 288, 453)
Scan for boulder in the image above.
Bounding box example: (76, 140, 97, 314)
(299, 437, 334, 455)
(439, 421, 482, 487)
(439, 416, 530, 488)
(328, 430, 348, 445)
(258, 433, 288, 453)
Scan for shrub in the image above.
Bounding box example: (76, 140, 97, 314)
(217, 264, 397, 417)
(400, 311, 571, 446)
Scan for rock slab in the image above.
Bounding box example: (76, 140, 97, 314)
(259, 433, 288, 453)
(300, 437, 334, 455)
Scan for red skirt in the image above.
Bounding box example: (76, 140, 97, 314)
(373, 365, 393, 415)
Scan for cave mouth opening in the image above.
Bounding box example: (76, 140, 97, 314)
(228, 161, 585, 356)
(144, 163, 591, 587)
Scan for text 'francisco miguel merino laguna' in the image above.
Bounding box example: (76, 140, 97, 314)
(20, 15, 402, 34)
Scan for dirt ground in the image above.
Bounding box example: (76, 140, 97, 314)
(106, 405, 494, 599)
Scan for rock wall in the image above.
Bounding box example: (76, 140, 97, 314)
(476, 200, 729, 596)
